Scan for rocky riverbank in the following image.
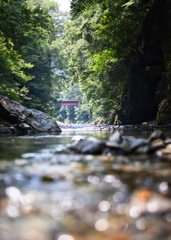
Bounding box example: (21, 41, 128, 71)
(59, 121, 171, 131)
(1, 120, 171, 135)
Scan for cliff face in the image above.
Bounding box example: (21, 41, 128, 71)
(118, 0, 171, 124)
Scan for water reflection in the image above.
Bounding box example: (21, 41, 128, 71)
(5, 186, 21, 200)
(158, 181, 168, 193)
(57, 234, 75, 240)
(98, 201, 110, 212)
(135, 218, 147, 230)
(95, 218, 109, 231)
(1, 129, 171, 239)
(87, 175, 100, 184)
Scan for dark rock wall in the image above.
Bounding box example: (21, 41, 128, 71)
(118, 0, 171, 124)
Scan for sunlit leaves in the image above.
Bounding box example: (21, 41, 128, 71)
(0, 0, 67, 114)
(0, 0, 53, 101)
(65, 0, 157, 123)
(122, 0, 139, 8)
(93, 49, 117, 72)
(0, 33, 33, 100)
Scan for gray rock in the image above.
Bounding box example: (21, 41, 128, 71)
(0, 124, 18, 134)
(66, 130, 170, 156)
(106, 132, 148, 153)
(128, 137, 148, 150)
(149, 139, 165, 152)
(107, 131, 122, 145)
(148, 130, 166, 142)
(70, 138, 106, 154)
(106, 131, 126, 150)
(0, 95, 61, 132)
(19, 123, 31, 130)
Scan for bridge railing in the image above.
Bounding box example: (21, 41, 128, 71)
(61, 100, 79, 106)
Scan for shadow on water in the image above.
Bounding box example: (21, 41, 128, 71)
(1, 127, 171, 240)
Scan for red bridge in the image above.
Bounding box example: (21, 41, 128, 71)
(61, 100, 79, 106)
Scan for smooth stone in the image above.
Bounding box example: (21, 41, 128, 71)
(148, 130, 166, 142)
(70, 139, 106, 154)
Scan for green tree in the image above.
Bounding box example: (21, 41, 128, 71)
(0, 0, 69, 116)
(64, 0, 157, 123)
(0, 0, 34, 100)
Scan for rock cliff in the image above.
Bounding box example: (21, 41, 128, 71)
(118, 0, 171, 124)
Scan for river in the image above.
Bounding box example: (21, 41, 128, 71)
(1, 126, 171, 240)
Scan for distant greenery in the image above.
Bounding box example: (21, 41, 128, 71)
(65, 0, 157, 123)
(56, 83, 91, 123)
(0, 0, 162, 124)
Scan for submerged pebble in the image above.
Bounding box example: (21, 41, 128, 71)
(127, 188, 171, 218)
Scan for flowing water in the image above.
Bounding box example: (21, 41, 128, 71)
(1, 127, 171, 240)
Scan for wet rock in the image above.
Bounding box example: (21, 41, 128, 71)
(106, 131, 123, 146)
(106, 132, 149, 154)
(0, 94, 61, 133)
(41, 174, 56, 182)
(106, 132, 130, 153)
(148, 130, 166, 142)
(134, 145, 150, 154)
(66, 130, 171, 157)
(128, 137, 148, 151)
(105, 131, 152, 154)
(19, 123, 31, 131)
(156, 143, 171, 157)
(70, 138, 106, 154)
(149, 139, 165, 152)
(0, 124, 18, 134)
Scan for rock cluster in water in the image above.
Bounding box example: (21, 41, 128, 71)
(69, 130, 171, 156)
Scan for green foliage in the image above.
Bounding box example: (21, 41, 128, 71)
(0, 0, 50, 101)
(93, 49, 117, 72)
(0, 0, 159, 123)
(0, 0, 69, 116)
(70, 0, 96, 18)
(0, 33, 33, 100)
(64, 0, 157, 123)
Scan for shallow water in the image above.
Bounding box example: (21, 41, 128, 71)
(1, 128, 171, 240)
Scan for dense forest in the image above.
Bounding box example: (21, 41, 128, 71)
(1, 0, 171, 125)
(0, 0, 68, 117)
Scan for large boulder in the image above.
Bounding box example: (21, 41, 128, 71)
(0, 95, 61, 132)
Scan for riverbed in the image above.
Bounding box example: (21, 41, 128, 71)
(1, 126, 171, 240)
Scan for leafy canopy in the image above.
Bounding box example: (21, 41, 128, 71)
(64, 0, 157, 123)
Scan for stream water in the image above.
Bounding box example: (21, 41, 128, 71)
(1, 127, 171, 240)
